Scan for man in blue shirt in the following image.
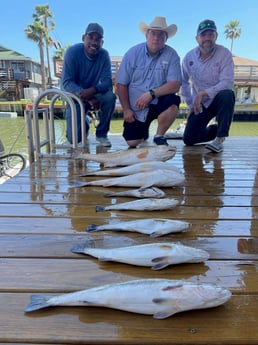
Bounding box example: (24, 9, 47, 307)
(62, 23, 116, 147)
(116, 16, 182, 147)
(181, 19, 235, 153)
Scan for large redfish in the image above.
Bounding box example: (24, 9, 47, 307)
(76, 169, 185, 189)
(24, 278, 231, 319)
(76, 146, 176, 167)
(71, 242, 210, 270)
(81, 161, 181, 176)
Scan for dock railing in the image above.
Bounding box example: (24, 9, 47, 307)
(24, 89, 87, 163)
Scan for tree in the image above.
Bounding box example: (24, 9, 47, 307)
(224, 20, 241, 54)
(33, 5, 55, 87)
(24, 4, 55, 90)
(24, 21, 47, 91)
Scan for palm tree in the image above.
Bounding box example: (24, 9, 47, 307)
(24, 21, 47, 91)
(224, 20, 241, 53)
(33, 5, 55, 87)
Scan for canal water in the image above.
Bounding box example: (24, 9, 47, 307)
(0, 117, 258, 158)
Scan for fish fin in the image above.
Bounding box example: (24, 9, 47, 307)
(95, 205, 106, 212)
(153, 311, 175, 319)
(151, 256, 170, 270)
(24, 294, 52, 313)
(85, 224, 98, 232)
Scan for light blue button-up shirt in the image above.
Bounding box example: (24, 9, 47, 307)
(116, 42, 182, 122)
(181, 44, 234, 109)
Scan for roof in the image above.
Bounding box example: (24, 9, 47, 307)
(233, 55, 258, 66)
(0, 45, 31, 61)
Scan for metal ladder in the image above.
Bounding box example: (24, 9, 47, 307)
(24, 88, 87, 163)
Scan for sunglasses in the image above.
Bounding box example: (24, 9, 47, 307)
(198, 21, 216, 31)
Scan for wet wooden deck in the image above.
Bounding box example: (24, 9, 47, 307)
(0, 135, 258, 345)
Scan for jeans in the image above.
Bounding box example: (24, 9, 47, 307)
(183, 89, 235, 145)
(65, 90, 116, 144)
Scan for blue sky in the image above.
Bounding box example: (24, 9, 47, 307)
(1, 0, 258, 65)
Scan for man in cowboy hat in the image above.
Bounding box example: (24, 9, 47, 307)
(116, 16, 182, 147)
(181, 19, 235, 153)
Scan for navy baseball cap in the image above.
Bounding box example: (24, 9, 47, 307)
(197, 20, 217, 35)
(85, 23, 104, 38)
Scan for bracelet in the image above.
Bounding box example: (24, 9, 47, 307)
(149, 89, 156, 99)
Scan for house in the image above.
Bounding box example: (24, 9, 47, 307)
(233, 56, 258, 103)
(0, 45, 48, 100)
(1, 44, 258, 104)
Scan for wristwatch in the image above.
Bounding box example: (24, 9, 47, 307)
(149, 89, 156, 99)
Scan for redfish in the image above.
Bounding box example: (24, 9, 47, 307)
(86, 218, 190, 237)
(82, 161, 181, 177)
(76, 146, 176, 167)
(77, 169, 184, 189)
(95, 198, 179, 212)
(24, 278, 231, 319)
(71, 242, 210, 270)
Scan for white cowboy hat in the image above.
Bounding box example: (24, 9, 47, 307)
(139, 16, 177, 38)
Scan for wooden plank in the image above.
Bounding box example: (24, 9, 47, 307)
(0, 218, 257, 237)
(0, 258, 257, 293)
(0, 136, 258, 345)
(0, 203, 257, 220)
(0, 234, 258, 261)
(0, 293, 257, 344)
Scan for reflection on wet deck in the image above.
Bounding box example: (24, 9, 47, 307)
(0, 136, 258, 344)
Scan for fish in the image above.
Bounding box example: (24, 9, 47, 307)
(76, 146, 176, 167)
(95, 198, 179, 212)
(24, 278, 232, 318)
(104, 186, 166, 198)
(76, 169, 185, 189)
(71, 242, 210, 270)
(81, 161, 181, 177)
(86, 218, 190, 237)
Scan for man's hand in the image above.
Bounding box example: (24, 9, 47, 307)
(123, 108, 136, 123)
(135, 92, 152, 111)
(77, 87, 96, 101)
(193, 91, 207, 114)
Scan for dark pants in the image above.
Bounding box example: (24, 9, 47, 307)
(183, 89, 235, 145)
(123, 94, 180, 141)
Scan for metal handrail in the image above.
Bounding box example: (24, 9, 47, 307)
(25, 88, 86, 163)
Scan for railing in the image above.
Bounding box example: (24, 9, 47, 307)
(24, 88, 87, 163)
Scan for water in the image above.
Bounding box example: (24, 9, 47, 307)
(0, 117, 257, 158)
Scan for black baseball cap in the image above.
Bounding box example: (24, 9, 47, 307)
(85, 23, 104, 38)
(197, 20, 217, 35)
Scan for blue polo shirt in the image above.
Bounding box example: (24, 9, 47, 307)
(116, 42, 182, 121)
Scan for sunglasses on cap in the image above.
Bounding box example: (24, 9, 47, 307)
(198, 20, 217, 34)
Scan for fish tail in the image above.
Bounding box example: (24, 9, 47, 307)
(71, 240, 96, 254)
(85, 224, 98, 232)
(24, 294, 52, 313)
(95, 205, 106, 212)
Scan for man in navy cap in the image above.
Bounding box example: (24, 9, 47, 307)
(62, 23, 116, 146)
(181, 19, 235, 153)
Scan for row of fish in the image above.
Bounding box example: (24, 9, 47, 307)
(24, 146, 232, 318)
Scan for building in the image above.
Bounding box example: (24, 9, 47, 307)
(1, 44, 258, 104)
(0, 45, 48, 100)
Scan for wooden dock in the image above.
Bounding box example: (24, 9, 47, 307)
(0, 135, 258, 345)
